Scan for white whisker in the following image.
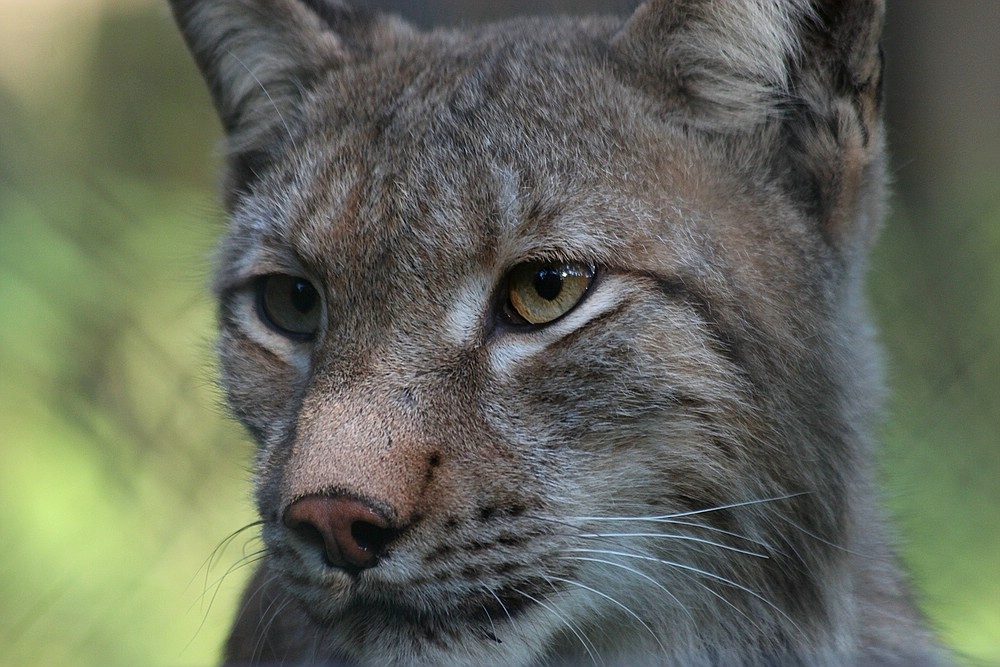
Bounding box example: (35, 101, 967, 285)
(531, 512, 773, 550)
(556, 555, 693, 622)
(578, 532, 768, 558)
(567, 492, 809, 523)
(547, 575, 668, 655)
(487, 588, 515, 627)
(512, 587, 602, 666)
(478, 601, 499, 643)
(563, 548, 801, 633)
(779, 515, 873, 558)
(651, 519, 772, 549)
(565, 547, 767, 634)
(254, 592, 293, 664)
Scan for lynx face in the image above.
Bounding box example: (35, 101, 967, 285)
(170, 0, 943, 664)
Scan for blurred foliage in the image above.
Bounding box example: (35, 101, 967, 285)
(0, 4, 255, 665)
(0, 1, 997, 666)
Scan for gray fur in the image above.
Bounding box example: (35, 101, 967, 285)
(168, 0, 946, 664)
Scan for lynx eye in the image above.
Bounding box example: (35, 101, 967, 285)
(256, 274, 322, 339)
(504, 261, 596, 326)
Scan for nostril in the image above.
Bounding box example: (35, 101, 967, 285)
(351, 519, 395, 555)
(282, 494, 395, 573)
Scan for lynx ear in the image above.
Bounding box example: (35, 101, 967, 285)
(169, 0, 355, 139)
(169, 0, 407, 202)
(612, 0, 812, 126)
(781, 0, 886, 243)
(614, 0, 886, 245)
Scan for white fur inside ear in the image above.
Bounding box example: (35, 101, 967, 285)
(617, 0, 814, 126)
(701, 0, 808, 90)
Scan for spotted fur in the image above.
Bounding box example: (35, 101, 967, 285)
(169, 0, 946, 664)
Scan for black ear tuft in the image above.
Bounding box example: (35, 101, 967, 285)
(779, 0, 886, 245)
(797, 0, 884, 130)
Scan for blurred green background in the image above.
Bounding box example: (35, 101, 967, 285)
(0, 1, 996, 665)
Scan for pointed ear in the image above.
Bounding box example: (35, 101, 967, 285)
(614, 0, 886, 247)
(169, 0, 351, 139)
(783, 0, 886, 245)
(612, 0, 811, 127)
(169, 0, 411, 204)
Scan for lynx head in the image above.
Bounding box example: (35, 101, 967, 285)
(168, 0, 922, 664)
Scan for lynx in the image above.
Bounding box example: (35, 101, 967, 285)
(170, 0, 945, 664)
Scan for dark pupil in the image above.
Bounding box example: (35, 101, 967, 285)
(290, 280, 317, 313)
(533, 268, 564, 301)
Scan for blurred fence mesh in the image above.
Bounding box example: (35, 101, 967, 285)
(0, 1, 996, 666)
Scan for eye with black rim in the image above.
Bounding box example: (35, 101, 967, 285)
(255, 274, 322, 340)
(502, 261, 597, 326)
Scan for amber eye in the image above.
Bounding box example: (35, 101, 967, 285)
(256, 274, 322, 339)
(504, 261, 596, 326)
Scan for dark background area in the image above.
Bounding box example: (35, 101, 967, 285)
(0, 1, 997, 665)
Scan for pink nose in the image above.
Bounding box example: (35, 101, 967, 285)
(282, 495, 396, 573)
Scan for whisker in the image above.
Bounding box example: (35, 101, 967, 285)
(255, 591, 294, 664)
(555, 555, 693, 623)
(566, 492, 810, 523)
(529, 512, 774, 555)
(478, 601, 500, 643)
(180, 546, 256, 654)
(185, 550, 268, 655)
(546, 575, 668, 656)
(191, 520, 265, 596)
(184, 521, 267, 651)
(487, 588, 515, 627)
(577, 532, 768, 559)
(563, 548, 801, 633)
(650, 519, 772, 549)
(512, 587, 601, 666)
(196, 550, 268, 609)
(565, 548, 766, 634)
(779, 515, 873, 559)
(225, 569, 281, 662)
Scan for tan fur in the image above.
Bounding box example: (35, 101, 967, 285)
(169, 0, 946, 664)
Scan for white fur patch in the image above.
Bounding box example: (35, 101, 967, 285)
(488, 275, 624, 377)
(232, 289, 313, 376)
(442, 273, 493, 347)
